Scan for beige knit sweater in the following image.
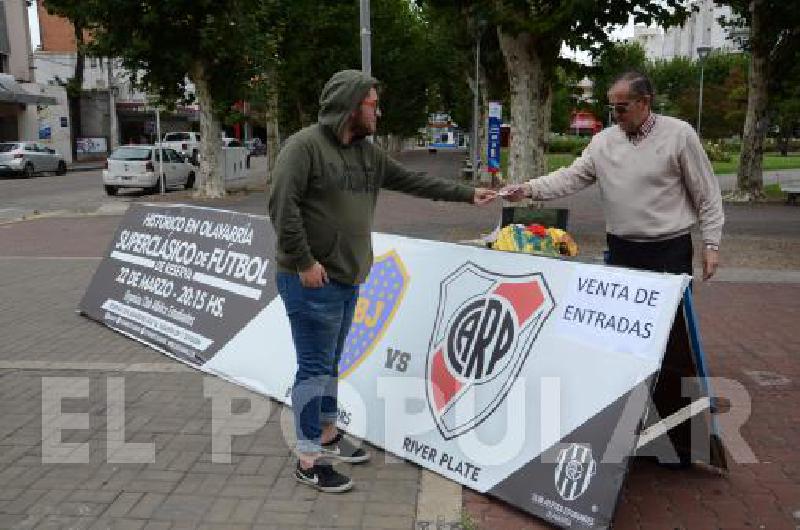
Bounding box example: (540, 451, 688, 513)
(526, 115, 724, 246)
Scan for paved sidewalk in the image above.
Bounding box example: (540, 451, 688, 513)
(68, 161, 107, 173)
(464, 281, 800, 529)
(718, 169, 800, 193)
(1, 150, 799, 529)
(0, 258, 423, 530)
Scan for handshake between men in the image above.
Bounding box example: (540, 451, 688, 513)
(495, 183, 530, 202)
(472, 184, 533, 205)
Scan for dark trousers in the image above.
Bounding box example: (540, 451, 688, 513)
(276, 272, 359, 455)
(607, 233, 695, 461)
(606, 233, 693, 275)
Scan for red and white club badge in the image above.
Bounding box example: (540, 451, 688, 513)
(425, 262, 555, 440)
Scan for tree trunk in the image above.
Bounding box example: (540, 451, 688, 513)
(190, 61, 225, 198)
(296, 101, 311, 127)
(537, 76, 553, 162)
(264, 86, 280, 187)
(497, 29, 548, 184)
(736, 0, 768, 199)
(69, 22, 85, 160)
(389, 135, 403, 153)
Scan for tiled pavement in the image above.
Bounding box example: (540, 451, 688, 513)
(2, 149, 800, 529)
(4, 257, 798, 530)
(464, 282, 800, 529)
(0, 259, 421, 529)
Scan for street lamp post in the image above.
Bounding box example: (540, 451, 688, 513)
(471, 19, 486, 182)
(147, 94, 164, 195)
(696, 45, 712, 138)
(155, 106, 164, 195)
(360, 0, 371, 75)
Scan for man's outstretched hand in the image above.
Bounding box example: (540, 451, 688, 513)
(473, 188, 498, 205)
(497, 184, 530, 202)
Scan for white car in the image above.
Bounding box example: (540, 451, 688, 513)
(0, 141, 67, 177)
(162, 132, 201, 165)
(102, 145, 196, 196)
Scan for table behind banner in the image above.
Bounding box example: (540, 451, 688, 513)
(81, 203, 725, 530)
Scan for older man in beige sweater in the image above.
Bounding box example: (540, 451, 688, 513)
(501, 71, 724, 280)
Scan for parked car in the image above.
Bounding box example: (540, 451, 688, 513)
(245, 138, 266, 156)
(0, 141, 67, 177)
(162, 132, 201, 165)
(222, 137, 243, 148)
(102, 145, 196, 196)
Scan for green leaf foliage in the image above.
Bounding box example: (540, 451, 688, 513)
(66, 0, 281, 119)
(275, 0, 451, 137)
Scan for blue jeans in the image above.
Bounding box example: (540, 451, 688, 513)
(276, 272, 358, 454)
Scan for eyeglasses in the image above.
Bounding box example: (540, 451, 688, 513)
(361, 99, 380, 113)
(607, 101, 634, 114)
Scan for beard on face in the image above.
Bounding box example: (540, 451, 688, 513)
(350, 110, 376, 139)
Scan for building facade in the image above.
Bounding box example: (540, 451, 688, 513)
(35, 1, 200, 156)
(629, 0, 745, 61)
(0, 0, 67, 157)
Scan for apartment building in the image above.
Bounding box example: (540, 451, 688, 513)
(0, 0, 66, 155)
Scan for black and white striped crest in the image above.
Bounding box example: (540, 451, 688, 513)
(554, 443, 596, 502)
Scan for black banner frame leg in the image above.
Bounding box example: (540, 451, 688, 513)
(637, 286, 728, 472)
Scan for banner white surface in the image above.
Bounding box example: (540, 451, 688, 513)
(82, 205, 692, 529)
(204, 232, 689, 490)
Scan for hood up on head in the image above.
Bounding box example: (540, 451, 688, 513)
(318, 69, 379, 141)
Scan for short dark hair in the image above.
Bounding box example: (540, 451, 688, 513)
(612, 71, 654, 101)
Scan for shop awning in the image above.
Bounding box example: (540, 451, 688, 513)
(0, 74, 58, 106)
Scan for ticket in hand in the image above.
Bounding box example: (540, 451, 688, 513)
(497, 188, 519, 198)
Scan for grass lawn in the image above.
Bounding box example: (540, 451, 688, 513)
(499, 150, 577, 176)
(499, 149, 800, 178)
(762, 183, 788, 200)
(713, 153, 800, 175)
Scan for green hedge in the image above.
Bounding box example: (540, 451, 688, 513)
(548, 135, 590, 154)
(719, 137, 799, 153)
(703, 141, 733, 163)
(546, 134, 798, 157)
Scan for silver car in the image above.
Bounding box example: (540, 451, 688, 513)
(0, 141, 67, 177)
(102, 145, 196, 195)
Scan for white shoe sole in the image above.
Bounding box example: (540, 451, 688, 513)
(320, 449, 371, 464)
(294, 472, 354, 493)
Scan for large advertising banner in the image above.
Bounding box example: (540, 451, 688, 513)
(81, 204, 691, 529)
(80, 204, 275, 365)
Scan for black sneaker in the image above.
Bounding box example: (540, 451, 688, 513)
(321, 433, 371, 464)
(294, 462, 353, 493)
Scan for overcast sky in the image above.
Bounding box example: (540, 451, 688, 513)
(27, 1, 636, 66)
(28, 1, 40, 49)
(565, 19, 637, 65)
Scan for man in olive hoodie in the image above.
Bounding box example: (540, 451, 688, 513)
(269, 69, 496, 493)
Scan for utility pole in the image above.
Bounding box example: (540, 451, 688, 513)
(696, 45, 712, 138)
(107, 58, 118, 150)
(156, 106, 164, 195)
(471, 21, 484, 182)
(360, 0, 371, 75)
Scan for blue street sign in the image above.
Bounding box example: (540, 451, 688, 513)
(487, 102, 502, 174)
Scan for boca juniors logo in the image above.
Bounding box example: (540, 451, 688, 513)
(425, 262, 555, 440)
(554, 443, 597, 501)
(339, 250, 409, 379)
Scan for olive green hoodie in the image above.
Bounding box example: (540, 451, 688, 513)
(269, 69, 475, 285)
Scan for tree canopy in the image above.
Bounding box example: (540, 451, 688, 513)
(52, 0, 282, 197)
(716, 0, 800, 196)
(275, 0, 461, 140)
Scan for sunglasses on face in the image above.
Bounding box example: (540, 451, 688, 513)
(362, 99, 380, 113)
(607, 101, 636, 114)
